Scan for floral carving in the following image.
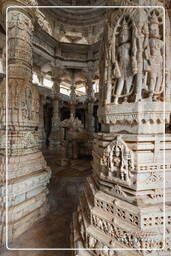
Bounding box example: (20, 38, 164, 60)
(145, 172, 163, 184)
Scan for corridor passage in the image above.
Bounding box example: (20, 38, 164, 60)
(0, 151, 92, 256)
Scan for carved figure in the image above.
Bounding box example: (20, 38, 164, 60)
(102, 136, 134, 184)
(108, 145, 122, 177)
(144, 11, 164, 101)
(110, 17, 137, 104)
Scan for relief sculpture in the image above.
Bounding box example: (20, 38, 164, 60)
(110, 17, 137, 105)
(143, 10, 164, 101)
(101, 135, 134, 184)
(100, 9, 164, 106)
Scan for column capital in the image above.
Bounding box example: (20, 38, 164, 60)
(0, 0, 38, 20)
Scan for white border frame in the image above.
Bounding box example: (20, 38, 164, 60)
(5, 5, 166, 251)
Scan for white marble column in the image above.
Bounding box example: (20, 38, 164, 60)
(70, 72, 77, 118)
(49, 77, 61, 150)
(38, 94, 46, 148)
(86, 74, 95, 135)
(0, 1, 51, 243)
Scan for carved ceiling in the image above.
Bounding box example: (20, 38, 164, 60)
(38, 0, 106, 45)
(39, 0, 105, 7)
(31, 1, 103, 92)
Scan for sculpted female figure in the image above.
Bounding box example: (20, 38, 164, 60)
(144, 12, 164, 100)
(110, 17, 137, 104)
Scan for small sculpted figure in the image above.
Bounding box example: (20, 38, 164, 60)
(102, 136, 134, 184)
(108, 145, 121, 177)
(111, 18, 137, 104)
(144, 12, 164, 100)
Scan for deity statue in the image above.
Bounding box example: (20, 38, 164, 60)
(111, 17, 137, 104)
(102, 136, 134, 184)
(144, 12, 164, 101)
(108, 145, 122, 177)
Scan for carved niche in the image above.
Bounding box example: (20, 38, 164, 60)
(101, 135, 134, 184)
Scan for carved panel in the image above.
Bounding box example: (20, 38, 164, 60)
(101, 135, 134, 185)
(99, 7, 164, 106)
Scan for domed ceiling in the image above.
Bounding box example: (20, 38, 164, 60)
(38, 0, 106, 44)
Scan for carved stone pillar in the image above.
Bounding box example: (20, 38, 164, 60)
(71, 2, 171, 255)
(49, 78, 61, 150)
(86, 74, 95, 135)
(0, 1, 51, 244)
(38, 94, 46, 148)
(70, 72, 77, 118)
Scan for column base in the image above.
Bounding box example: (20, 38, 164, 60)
(0, 152, 51, 245)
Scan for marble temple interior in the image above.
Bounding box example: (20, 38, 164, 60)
(0, 0, 171, 256)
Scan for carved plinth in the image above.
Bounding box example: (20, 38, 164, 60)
(92, 133, 170, 192)
(98, 102, 170, 134)
(71, 175, 170, 255)
(71, 127, 170, 255)
(0, 150, 51, 242)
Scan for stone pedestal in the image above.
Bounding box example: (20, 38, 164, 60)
(71, 106, 171, 255)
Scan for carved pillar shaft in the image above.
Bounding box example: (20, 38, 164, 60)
(8, 10, 33, 82)
(70, 72, 76, 118)
(86, 76, 95, 134)
(38, 94, 46, 148)
(0, 3, 51, 244)
(49, 78, 61, 150)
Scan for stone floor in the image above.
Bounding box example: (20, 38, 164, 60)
(0, 150, 92, 256)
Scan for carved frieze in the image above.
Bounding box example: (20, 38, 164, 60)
(8, 10, 33, 81)
(7, 83, 39, 127)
